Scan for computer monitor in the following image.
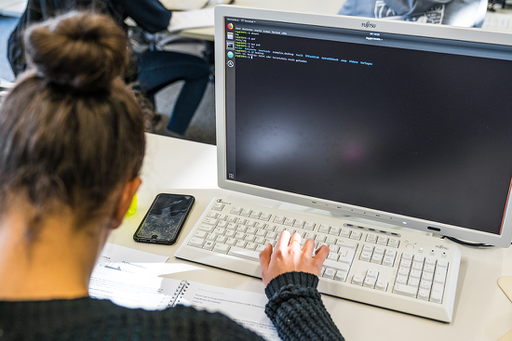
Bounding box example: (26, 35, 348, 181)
(215, 6, 512, 248)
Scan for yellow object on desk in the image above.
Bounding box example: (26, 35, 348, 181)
(126, 193, 137, 217)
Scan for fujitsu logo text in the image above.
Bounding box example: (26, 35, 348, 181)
(361, 21, 376, 29)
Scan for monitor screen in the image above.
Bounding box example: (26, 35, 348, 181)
(215, 6, 512, 247)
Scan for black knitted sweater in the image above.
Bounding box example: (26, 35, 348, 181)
(0, 272, 344, 341)
(265, 272, 344, 341)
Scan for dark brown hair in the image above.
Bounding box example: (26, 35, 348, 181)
(0, 11, 145, 230)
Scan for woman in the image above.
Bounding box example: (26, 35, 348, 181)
(0, 11, 344, 341)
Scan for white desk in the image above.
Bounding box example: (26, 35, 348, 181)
(110, 133, 512, 340)
(179, 0, 344, 41)
(0, 0, 26, 17)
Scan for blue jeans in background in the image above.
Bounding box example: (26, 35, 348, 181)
(136, 50, 211, 135)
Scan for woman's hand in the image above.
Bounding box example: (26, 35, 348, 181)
(259, 230, 330, 286)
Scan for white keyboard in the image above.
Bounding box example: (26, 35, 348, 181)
(175, 198, 462, 322)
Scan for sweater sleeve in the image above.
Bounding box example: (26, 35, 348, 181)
(264, 272, 345, 341)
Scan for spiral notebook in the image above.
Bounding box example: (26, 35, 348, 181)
(168, 279, 279, 341)
(88, 243, 279, 340)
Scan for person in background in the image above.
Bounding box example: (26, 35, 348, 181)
(0, 11, 344, 341)
(338, 0, 487, 27)
(7, 0, 211, 136)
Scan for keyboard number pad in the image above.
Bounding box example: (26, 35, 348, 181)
(392, 253, 449, 304)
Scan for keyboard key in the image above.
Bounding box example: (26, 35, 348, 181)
(359, 251, 372, 262)
(364, 276, 377, 288)
(430, 283, 444, 303)
(434, 268, 447, 285)
(283, 218, 294, 226)
(207, 212, 219, 218)
(323, 259, 350, 272)
(318, 225, 330, 233)
(327, 252, 339, 261)
(425, 257, 437, 267)
(212, 202, 224, 211)
(408, 278, 420, 288)
(418, 288, 430, 301)
(254, 222, 266, 229)
(329, 245, 339, 253)
(366, 269, 379, 279)
(335, 239, 358, 249)
(329, 226, 340, 235)
(362, 244, 374, 253)
(260, 213, 272, 221)
(352, 275, 364, 286)
(339, 248, 355, 264)
(396, 276, 408, 285)
(375, 280, 388, 291)
(350, 231, 362, 240)
(213, 243, 229, 253)
(315, 235, 326, 243)
(376, 236, 388, 245)
(371, 253, 383, 264)
(255, 244, 266, 252)
(387, 238, 400, 248)
(323, 268, 336, 279)
(203, 218, 218, 225)
(398, 267, 410, 276)
(393, 283, 418, 298)
(266, 231, 277, 239)
(188, 237, 205, 247)
(194, 230, 207, 238)
(437, 260, 448, 268)
(273, 215, 285, 224)
(422, 272, 434, 282)
(402, 252, 413, 262)
(230, 207, 242, 215)
(294, 219, 305, 228)
(228, 246, 260, 261)
(366, 234, 377, 243)
(334, 270, 348, 282)
(340, 228, 351, 238)
(255, 236, 265, 244)
(250, 211, 261, 218)
(304, 221, 316, 230)
(203, 240, 214, 251)
(199, 224, 214, 232)
(325, 236, 336, 245)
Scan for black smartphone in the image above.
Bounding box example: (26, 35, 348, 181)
(133, 193, 195, 245)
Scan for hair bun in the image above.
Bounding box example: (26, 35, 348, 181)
(24, 11, 129, 92)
